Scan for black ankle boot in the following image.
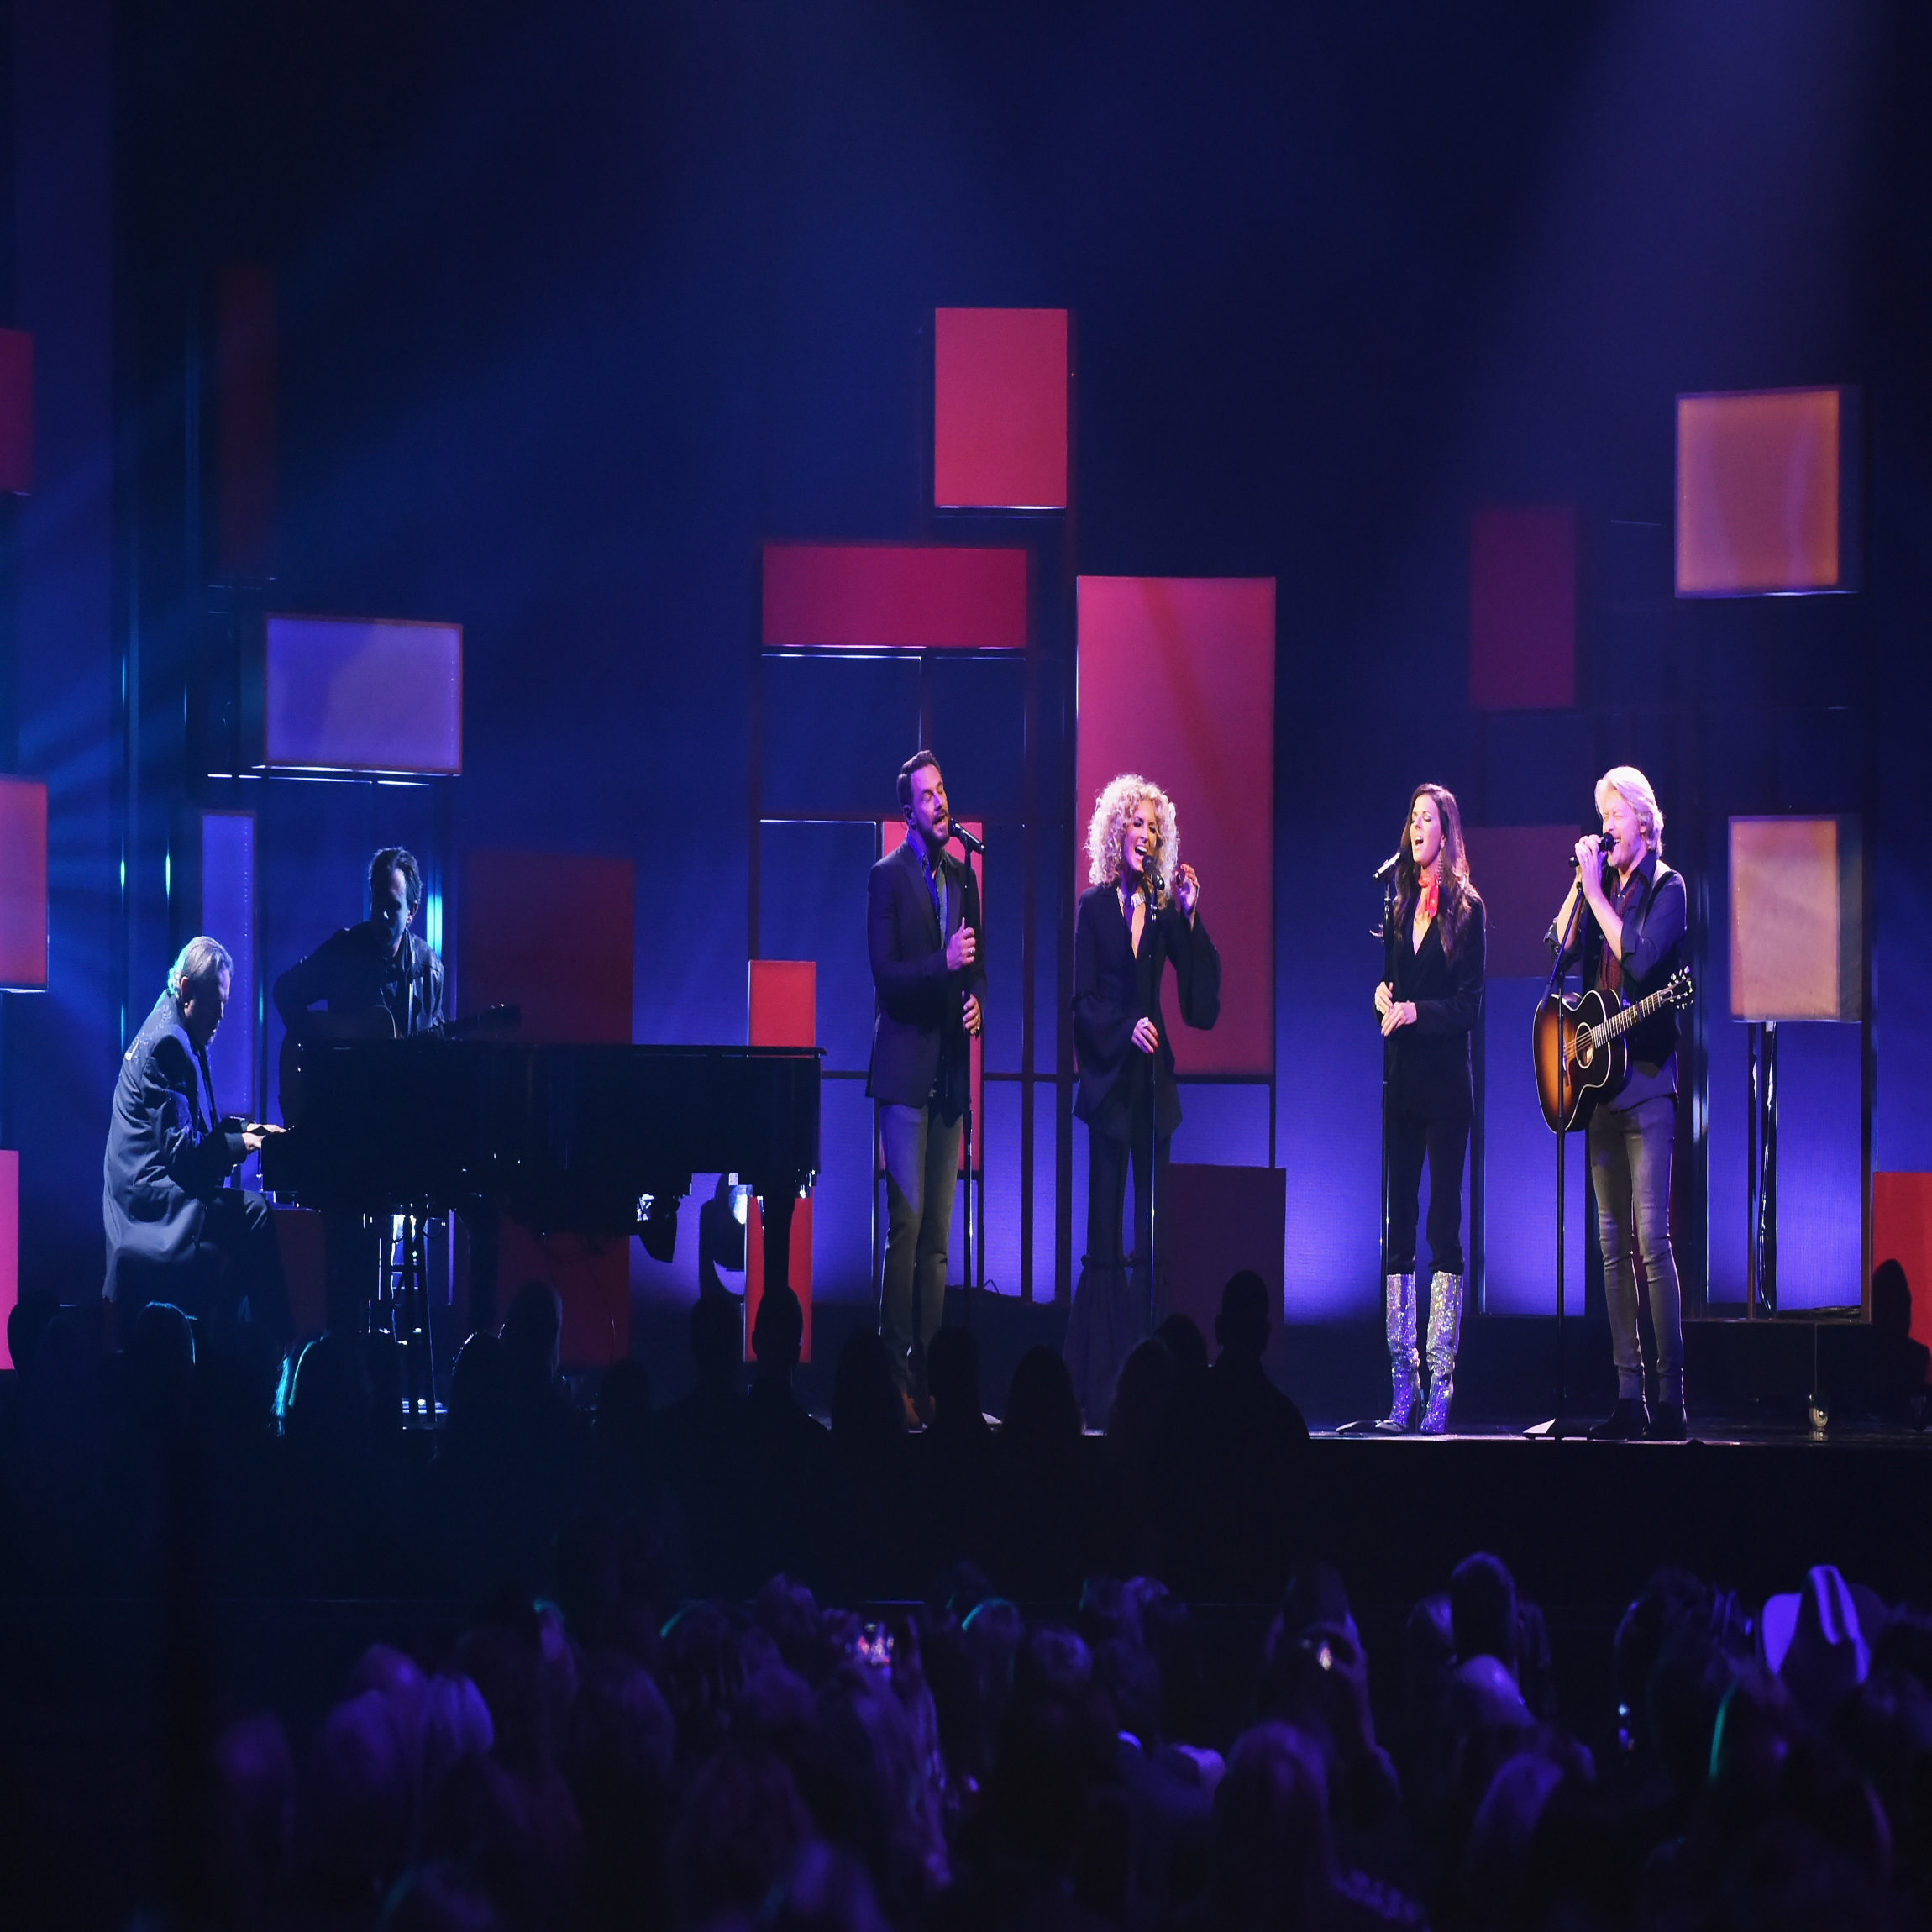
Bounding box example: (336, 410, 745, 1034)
(1588, 1397, 1650, 1441)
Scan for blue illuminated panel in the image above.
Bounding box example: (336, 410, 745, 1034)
(264, 614, 462, 774)
(201, 811, 256, 1127)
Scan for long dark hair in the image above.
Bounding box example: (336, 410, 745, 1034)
(1394, 783, 1482, 963)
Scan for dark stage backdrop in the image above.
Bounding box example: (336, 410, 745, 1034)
(4, 0, 1932, 1338)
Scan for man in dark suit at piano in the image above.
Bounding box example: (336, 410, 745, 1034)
(867, 751, 985, 1424)
(103, 935, 289, 1340)
(273, 847, 447, 1335)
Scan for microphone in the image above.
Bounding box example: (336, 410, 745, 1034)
(947, 823, 985, 857)
(1572, 832, 1616, 868)
(1373, 853, 1400, 883)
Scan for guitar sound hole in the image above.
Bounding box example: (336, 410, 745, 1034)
(1576, 1037, 1593, 1069)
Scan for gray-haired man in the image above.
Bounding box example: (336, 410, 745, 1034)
(102, 936, 289, 1339)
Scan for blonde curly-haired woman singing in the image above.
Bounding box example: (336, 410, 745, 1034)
(1063, 773, 1221, 1422)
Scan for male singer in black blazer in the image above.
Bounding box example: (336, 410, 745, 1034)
(867, 750, 985, 1418)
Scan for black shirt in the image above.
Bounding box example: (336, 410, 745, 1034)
(1546, 849, 1687, 1102)
(272, 923, 446, 1038)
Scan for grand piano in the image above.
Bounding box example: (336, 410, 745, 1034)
(260, 1037, 821, 1385)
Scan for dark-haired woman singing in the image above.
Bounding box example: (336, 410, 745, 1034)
(1373, 784, 1485, 1434)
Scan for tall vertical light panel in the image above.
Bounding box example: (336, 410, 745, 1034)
(200, 811, 257, 1123)
(1075, 578, 1275, 1075)
(0, 777, 50, 988)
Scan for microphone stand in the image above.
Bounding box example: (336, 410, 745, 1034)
(1527, 874, 1591, 1440)
(1145, 876, 1163, 1347)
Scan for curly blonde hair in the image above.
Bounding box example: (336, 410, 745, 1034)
(1086, 773, 1179, 906)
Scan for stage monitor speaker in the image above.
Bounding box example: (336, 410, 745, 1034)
(0, 777, 48, 989)
(253, 613, 463, 774)
(1469, 508, 1575, 711)
(933, 307, 1069, 511)
(1677, 387, 1860, 596)
(746, 960, 814, 1362)
(0, 328, 32, 495)
(1163, 1163, 1285, 1340)
(1730, 816, 1862, 1022)
(762, 543, 1029, 650)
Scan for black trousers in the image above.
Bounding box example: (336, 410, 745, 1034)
(1086, 1118, 1173, 1315)
(115, 1189, 291, 1343)
(1385, 1096, 1470, 1278)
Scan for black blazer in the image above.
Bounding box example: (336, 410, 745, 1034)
(273, 923, 446, 1038)
(866, 839, 987, 1118)
(102, 991, 250, 1299)
(1073, 883, 1221, 1141)
(1381, 905, 1485, 1116)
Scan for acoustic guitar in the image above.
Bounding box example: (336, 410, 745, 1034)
(1532, 969, 1693, 1133)
(278, 1002, 521, 1127)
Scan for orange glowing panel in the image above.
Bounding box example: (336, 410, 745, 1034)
(0, 329, 31, 495)
(762, 544, 1029, 649)
(880, 821, 984, 1172)
(1730, 816, 1862, 1023)
(0, 777, 49, 989)
(746, 960, 814, 1362)
(1677, 387, 1856, 596)
(933, 308, 1069, 511)
(1076, 579, 1275, 1077)
(1469, 507, 1575, 710)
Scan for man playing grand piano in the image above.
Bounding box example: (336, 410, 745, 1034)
(273, 847, 446, 1335)
(103, 936, 290, 1341)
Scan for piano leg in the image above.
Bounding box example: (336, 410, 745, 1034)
(761, 1187, 795, 1296)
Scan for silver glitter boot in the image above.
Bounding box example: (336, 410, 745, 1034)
(1420, 1270, 1463, 1436)
(1375, 1272, 1420, 1434)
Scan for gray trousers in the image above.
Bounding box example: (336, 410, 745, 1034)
(1588, 1094, 1684, 1405)
(879, 1100, 961, 1396)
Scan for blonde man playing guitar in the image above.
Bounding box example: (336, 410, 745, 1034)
(1546, 768, 1690, 1441)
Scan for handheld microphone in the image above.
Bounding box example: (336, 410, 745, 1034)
(1572, 832, 1616, 869)
(1373, 853, 1400, 883)
(948, 823, 985, 857)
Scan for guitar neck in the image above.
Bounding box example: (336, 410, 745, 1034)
(1603, 985, 1668, 1041)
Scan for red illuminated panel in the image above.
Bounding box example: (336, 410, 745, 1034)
(0, 329, 31, 496)
(934, 308, 1069, 511)
(218, 267, 277, 580)
(1462, 827, 1584, 977)
(263, 614, 462, 774)
(762, 544, 1028, 650)
(1677, 387, 1852, 596)
(0, 1151, 17, 1369)
(1076, 579, 1274, 1077)
(1874, 1173, 1932, 1353)
(0, 777, 49, 988)
(1470, 507, 1575, 710)
(462, 850, 633, 1042)
(745, 959, 814, 1362)
(880, 820, 983, 1171)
